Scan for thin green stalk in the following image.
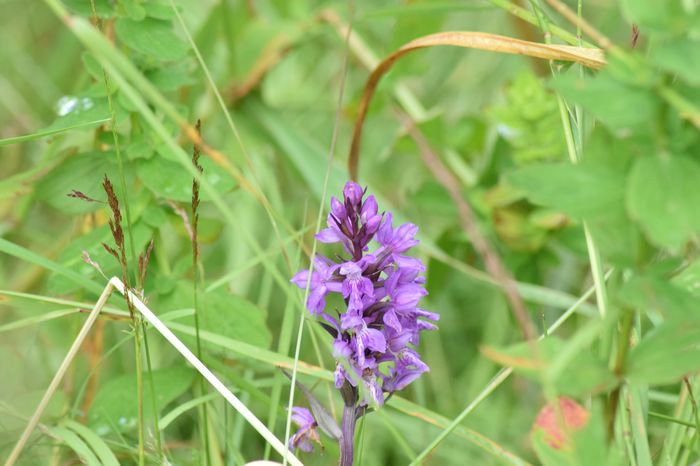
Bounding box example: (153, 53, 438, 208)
(282, 5, 354, 466)
(131, 321, 145, 466)
(529, 0, 610, 323)
(606, 309, 634, 440)
(649, 411, 697, 429)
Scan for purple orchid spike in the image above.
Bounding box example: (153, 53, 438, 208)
(291, 181, 439, 466)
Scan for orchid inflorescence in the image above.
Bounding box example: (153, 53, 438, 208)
(289, 181, 438, 462)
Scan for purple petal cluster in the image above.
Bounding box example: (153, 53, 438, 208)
(291, 182, 439, 406)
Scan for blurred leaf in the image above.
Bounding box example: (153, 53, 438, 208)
(650, 38, 700, 85)
(619, 0, 687, 33)
(626, 155, 700, 250)
(506, 163, 625, 218)
(45, 97, 112, 132)
(200, 289, 273, 350)
(137, 156, 236, 202)
(89, 366, 195, 434)
(63, 420, 120, 466)
(119, 0, 146, 20)
(673, 257, 700, 297)
(63, 0, 113, 18)
(115, 17, 189, 61)
(35, 152, 130, 214)
(146, 64, 197, 91)
(617, 275, 700, 322)
(44, 425, 101, 465)
(551, 72, 657, 131)
(481, 337, 617, 396)
(627, 319, 700, 385)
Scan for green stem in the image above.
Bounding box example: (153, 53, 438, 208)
(649, 411, 697, 429)
(606, 309, 634, 440)
(132, 320, 145, 466)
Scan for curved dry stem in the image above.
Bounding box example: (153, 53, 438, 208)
(348, 31, 605, 179)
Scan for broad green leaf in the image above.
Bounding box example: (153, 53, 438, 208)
(146, 64, 197, 91)
(627, 319, 700, 385)
(137, 156, 236, 202)
(626, 155, 700, 250)
(114, 18, 189, 61)
(45, 97, 112, 133)
(617, 275, 700, 322)
(506, 163, 625, 219)
(118, 0, 146, 20)
(650, 38, 700, 85)
(481, 337, 617, 396)
(620, 0, 687, 33)
(586, 204, 641, 267)
(63, 0, 113, 18)
(552, 72, 657, 131)
(35, 151, 131, 214)
(200, 289, 273, 350)
(89, 366, 195, 434)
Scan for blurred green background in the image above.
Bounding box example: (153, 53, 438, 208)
(0, 1, 641, 465)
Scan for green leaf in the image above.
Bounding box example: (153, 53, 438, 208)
(89, 366, 195, 434)
(63, 0, 113, 18)
(45, 97, 112, 133)
(45, 425, 101, 466)
(617, 275, 700, 322)
(63, 420, 120, 466)
(35, 152, 130, 214)
(114, 18, 189, 61)
(481, 337, 617, 396)
(620, 0, 687, 33)
(551, 72, 657, 131)
(199, 289, 273, 350)
(137, 156, 236, 202)
(145, 64, 197, 91)
(626, 155, 700, 250)
(506, 163, 625, 219)
(118, 0, 146, 20)
(627, 319, 700, 385)
(650, 38, 700, 85)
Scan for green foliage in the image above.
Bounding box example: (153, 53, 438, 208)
(483, 337, 617, 397)
(3, 0, 700, 465)
(89, 366, 195, 434)
(627, 154, 700, 250)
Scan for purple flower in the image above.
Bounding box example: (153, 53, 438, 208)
(290, 255, 342, 316)
(292, 181, 438, 410)
(288, 407, 322, 452)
